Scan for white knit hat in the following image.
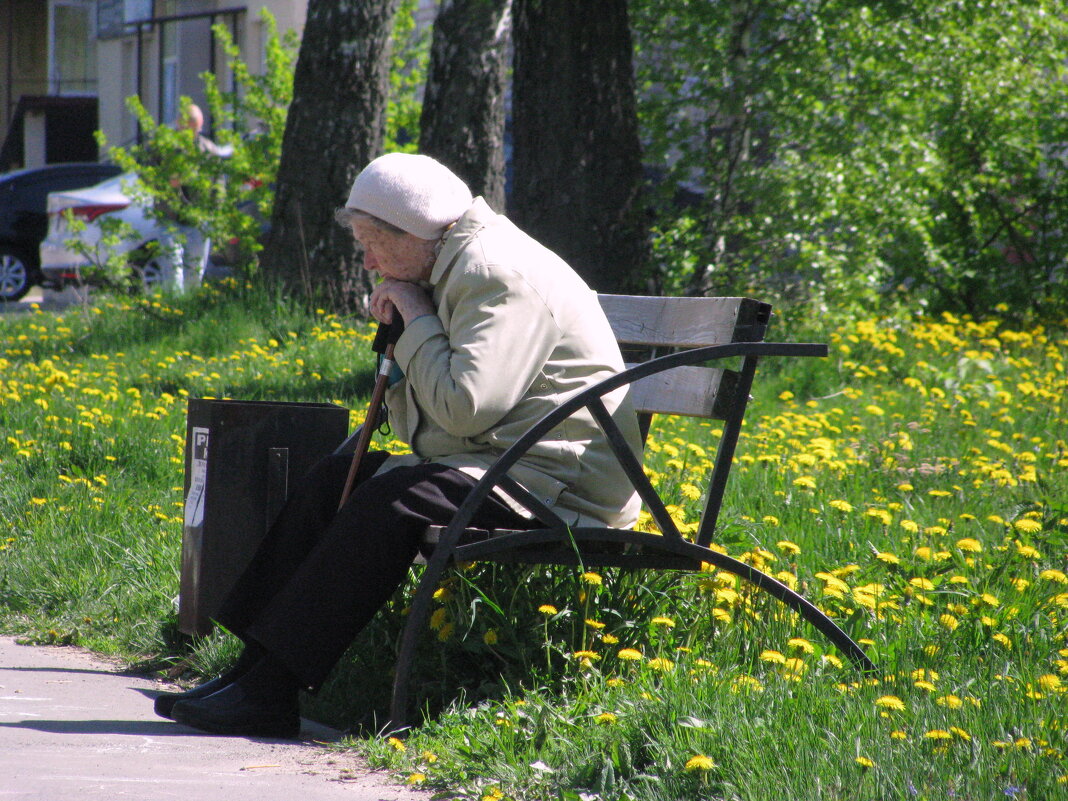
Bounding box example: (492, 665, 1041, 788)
(345, 153, 473, 239)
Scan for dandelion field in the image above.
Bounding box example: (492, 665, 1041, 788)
(1, 287, 1066, 800)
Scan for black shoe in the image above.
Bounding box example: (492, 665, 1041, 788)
(154, 670, 241, 720)
(171, 682, 300, 738)
(153, 643, 265, 720)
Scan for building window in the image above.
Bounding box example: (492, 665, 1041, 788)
(50, 0, 97, 95)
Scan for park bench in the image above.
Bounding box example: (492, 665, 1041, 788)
(336, 294, 878, 731)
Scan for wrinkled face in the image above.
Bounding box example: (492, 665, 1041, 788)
(351, 218, 435, 283)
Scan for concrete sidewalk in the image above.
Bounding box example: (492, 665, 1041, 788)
(0, 636, 427, 800)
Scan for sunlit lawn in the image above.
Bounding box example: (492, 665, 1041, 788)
(1, 285, 1065, 800)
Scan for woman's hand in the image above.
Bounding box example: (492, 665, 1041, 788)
(369, 278, 435, 326)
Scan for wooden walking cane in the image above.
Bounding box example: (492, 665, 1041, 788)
(338, 316, 403, 510)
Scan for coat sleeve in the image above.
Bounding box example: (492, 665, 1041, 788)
(391, 262, 560, 439)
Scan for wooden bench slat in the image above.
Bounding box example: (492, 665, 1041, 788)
(627, 364, 739, 420)
(598, 295, 771, 348)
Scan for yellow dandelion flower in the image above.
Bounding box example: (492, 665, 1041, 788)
(875, 695, 906, 712)
(1040, 569, 1068, 585)
(890, 730, 908, 741)
(896, 483, 914, 492)
(993, 633, 1012, 649)
(760, 649, 787, 664)
(1038, 674, 1062, 691)
(793, 476, 817, 489)
(388, 736, 406, 751)
(777, 540, 802, 555)
(956, 538, 982, 553)
(596, 712, 618, 725)
(648, 658, 674, 671)
(925, 729, 952, 741)
(939, 614, 959, 632)
(651, 616, 676, 628)
(787, 637, 815, 654)
(950, 726, 971, 741)
(617, 648, 643, 661)
(900, 519, 919, 533)
(732, 675, 763, 693)
(582, 571, 603, 586)
(937, 694, 963, 709)
(685, 754, 716, 772)
(1013, 518, 1042, 534)
(830, 499, 854, 513)
(429, 608, 448, 631)
(1015, 542, 1042, 559)
(762, 515, 781, 526)
(855, 756, 874, 768)
(572, 650, 600, 661)
(407, 773, 426, 784)
(585, 618, 606, 629)
(865, 508, 893, 526)
(876, 551, 901, 565)
(602, 633, 620, 644)
(538, 604, 559, 615)
(915, 680, 937, 692)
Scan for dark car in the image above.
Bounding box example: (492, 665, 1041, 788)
(0, 162, 122, 301)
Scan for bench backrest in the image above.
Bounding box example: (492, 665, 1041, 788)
(596, 294, 773, 545)
(598, 294, 771, 424)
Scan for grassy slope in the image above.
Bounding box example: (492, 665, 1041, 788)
(1, 287, 1065, 799)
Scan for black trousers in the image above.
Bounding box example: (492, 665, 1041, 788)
(215, 451, 531, 690)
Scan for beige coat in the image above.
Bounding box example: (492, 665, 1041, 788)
(380, 198, 642, 529)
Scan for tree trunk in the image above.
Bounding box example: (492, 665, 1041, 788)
(419, 0, 511, 212)
(261, 0, 399, 308)
(511, 0, 647, 293)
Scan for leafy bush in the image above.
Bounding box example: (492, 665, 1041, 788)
(634, 0, 1068, 319)
(95, 10, 297, 281)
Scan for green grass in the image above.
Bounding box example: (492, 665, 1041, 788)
(1, 285, 1066, 799)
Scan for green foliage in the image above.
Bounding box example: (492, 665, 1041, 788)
(386, 0, 432, 153)
(100, 10, 297, 281)
(59, 211, 159, 294)
(633, 0, 1068, 319)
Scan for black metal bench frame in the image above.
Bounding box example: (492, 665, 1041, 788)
(342, 295, 877, 731)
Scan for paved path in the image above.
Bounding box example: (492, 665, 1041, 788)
(1, 286, 87, 314)
(0, 637, 427, 800)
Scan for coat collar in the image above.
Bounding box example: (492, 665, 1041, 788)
(429, 197, 495, 287)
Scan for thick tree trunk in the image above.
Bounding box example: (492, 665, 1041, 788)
(419, 0, 511, 212)
(261, 0, 399, 308)
(511, 0, 647, 293)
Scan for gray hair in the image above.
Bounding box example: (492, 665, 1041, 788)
(333, 207, 408, 237)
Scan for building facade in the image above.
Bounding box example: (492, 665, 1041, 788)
(1, 0, 307, 172)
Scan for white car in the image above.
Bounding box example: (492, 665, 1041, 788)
(39, 172, 235, 292)
(39, 172, 172, 291)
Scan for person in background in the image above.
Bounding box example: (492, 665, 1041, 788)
(157, 103, 225, 291)
(154, 153, 643, 738)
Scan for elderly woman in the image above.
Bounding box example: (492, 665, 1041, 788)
(156, 153, 642, 738)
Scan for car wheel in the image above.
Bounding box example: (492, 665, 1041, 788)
(131, 255, 167, 294)
(0, 246, 34, 302)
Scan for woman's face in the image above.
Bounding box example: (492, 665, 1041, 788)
(351, 218, 435, 283)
